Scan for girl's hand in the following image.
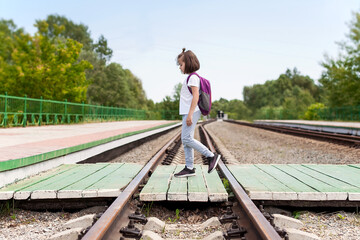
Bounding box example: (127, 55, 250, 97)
(186, 115, 193, 126)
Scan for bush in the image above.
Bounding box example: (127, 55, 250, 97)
(303, 103, 326, 120)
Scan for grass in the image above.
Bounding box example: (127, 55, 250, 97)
(168, 208, 180, 223)
(142, 201, 153, 217)
(0, 200, 16, 219)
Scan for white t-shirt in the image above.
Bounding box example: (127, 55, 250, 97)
(179, 74, 200, 115)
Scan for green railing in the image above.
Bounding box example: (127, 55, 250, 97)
(255, 108, 297, 120)
(255, 105, 360, 121)
(315, 106, 360, 121)
(0, 93, 180, 127)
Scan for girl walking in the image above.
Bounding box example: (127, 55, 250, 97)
(174, 48, 220, 178)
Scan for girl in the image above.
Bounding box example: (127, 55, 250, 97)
(174, 48, 220, 178)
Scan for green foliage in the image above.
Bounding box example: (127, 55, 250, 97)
(210, 98, 251, 120)
(0, 200, 16, 218)
(86, 63, 147, 109)
(222, 178, 231, 194)
(0, 19, 93, 102)
(153, 83, 182, 120)
(38, 14, 93, 51)
(168, 208, 180, 223)
(293, 211, 301, 219)
(303, 103, 326, 120)
(243, 68, 320, 119)
(0, 16, 149, 110)
(337, 213, 345, 220)
(142, 201, 153, 217)
(320, 12, 360, 107)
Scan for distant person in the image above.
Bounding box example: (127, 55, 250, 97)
(174, 48, 220, 178)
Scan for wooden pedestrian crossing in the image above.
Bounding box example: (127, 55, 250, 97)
(1, 162, 359, 203)
(140, 164, 228, 202)
(0, 163, 142, 200)
(228, 164, 360, 201)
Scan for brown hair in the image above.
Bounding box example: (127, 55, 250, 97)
(176, 48, 200, 74)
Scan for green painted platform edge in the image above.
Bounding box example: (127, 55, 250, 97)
(0, 122, 178, 172)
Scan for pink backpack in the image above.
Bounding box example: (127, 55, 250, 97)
(186, 72, 212, 115)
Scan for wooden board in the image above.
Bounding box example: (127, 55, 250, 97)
(139, 164, 227, 202)
(0, 163, 143, 200)
(229, 164, 296, 200)
(255, 164, 326, 200)
(188, 164, 208, 202)
(273, 165, 347, 200)
(0, 164, 76, 200)
(140, 165, 176, 201)
(202, 165, 228, 202)
(303, 164, 360, 200)
(58, 163, 125, 198)
(167, 165, 188, 201)
(84, 163, 143, 197)
(228, 164, 360, 202)
(26, 164, 107, 199)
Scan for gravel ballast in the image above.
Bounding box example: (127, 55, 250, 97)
(205, 120, 360, 240)
(205, 121, 360, 164)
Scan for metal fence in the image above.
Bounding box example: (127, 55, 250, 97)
(0, 93, 179, 127)
(314, 106, 360, 121)
(256, 105, 360, 121)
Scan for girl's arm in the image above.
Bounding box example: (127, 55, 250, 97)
(186, 86, 199, 126)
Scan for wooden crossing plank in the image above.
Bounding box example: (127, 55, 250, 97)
(85, 163, 143, 197)
(188, 164, 208, 202)
(290, 164, 360, 194)
(58, 163, 124, 198)
(227, 164, 272, 199)
(349, 164, 360, 170)
(0, 164, 76, 200)
(202, 165, 228, 202)
(19, 164, 106, 199)
(255, 165, 326, 200)
(229, 165, 297, 200)
(140, 165, 176, 201)
(274, 165, 347, 200)
(303, 164, 360, 200)
(167, 165, 188, 201)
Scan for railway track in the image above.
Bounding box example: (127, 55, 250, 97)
(225, 119, 360, 148)
(82, 122, 283, 240)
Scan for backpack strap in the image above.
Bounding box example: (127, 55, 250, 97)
(186, 72, 200, 94)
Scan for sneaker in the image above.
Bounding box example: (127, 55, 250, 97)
(208, 153, 221, 173)
(174, 166, 196, 178)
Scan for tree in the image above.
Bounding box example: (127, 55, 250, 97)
(94, 35, 113, 62)
(320, 12, 360, 107)
(243, 68, 320, 118)
(37, 14, 93, 50)
(0, 19, 92, 102)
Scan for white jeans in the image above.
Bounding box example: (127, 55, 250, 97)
(181, 111, 213, 169)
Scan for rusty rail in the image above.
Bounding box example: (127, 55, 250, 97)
(225, 119, 360, 147)
(200, 125, 282, 240)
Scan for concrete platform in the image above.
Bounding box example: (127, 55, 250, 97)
(0, 120, 180, 188)
(254, 120, 360, 136)
(229, 164, 360, 201)
(140, 164, 228, 202)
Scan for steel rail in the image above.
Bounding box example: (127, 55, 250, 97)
(225, 119, 360, 146)
(82, 130, 181, 240)
(200, 125, 282, 240)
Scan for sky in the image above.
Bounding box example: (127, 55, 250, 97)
(1, 0, 360, 103)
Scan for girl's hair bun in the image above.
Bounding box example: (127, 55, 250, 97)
(182, 48, 186, 53)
